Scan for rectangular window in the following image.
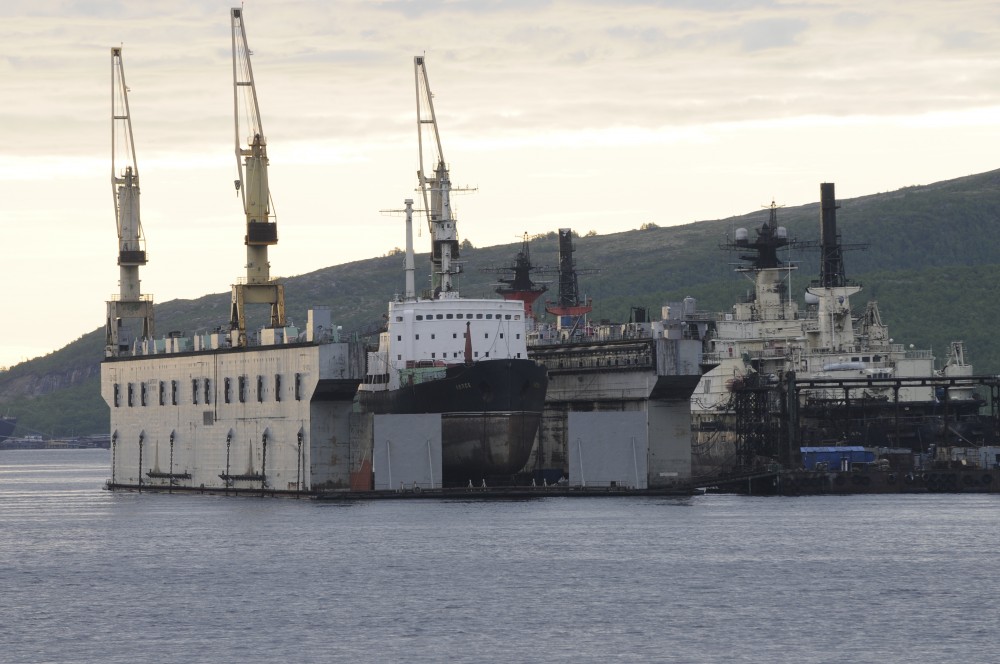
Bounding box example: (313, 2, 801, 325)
(238, 376, 247, 403)
(397, 335, 402, 341)
(141, 383, 147, 407)
(158, 381, 165, 406)
(485, 333, 489, 338)
(275, 374, 282, 402)
(113, 384, 120, 408)
(205, 378, 212, 404)
(224, 378, 231, 404)
(453, 333, 457, 339)
(486, 314, 493, 319)
(485, 351, 490, 358)
(505, 315, 512, 320)
(476, 314, 483, 319)
(295, 373, 302, 401)
(171, 380, 178, 405)
(416, 315, 423, 320)
(431, 334, 436, 339)
(192, 379, 199, 405)
(516, 334, 521, 340)
(257, 376, 264, 403)
(127, 383, 134, 407)
(499, 333, 504, 339)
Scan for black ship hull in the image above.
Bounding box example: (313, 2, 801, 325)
(358, 359, 548, 481)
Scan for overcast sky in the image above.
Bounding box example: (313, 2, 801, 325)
(2, 0, 999, 367)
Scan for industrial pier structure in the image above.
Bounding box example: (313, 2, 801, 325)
(527, 327, 703, 490)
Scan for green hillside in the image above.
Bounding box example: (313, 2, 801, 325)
(3, 170, 1000, 437)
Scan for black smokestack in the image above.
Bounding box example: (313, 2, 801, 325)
(819, 183, 846, 288)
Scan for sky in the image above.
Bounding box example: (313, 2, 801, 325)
(2, 0, 1000, 368)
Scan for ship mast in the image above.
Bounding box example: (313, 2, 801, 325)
(230, 7, 284, 346)
(414, 55, 466, 298)
(106, 46, 155, 357)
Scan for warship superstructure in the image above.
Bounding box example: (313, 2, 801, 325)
(101, 12, 365, 494)
(690, 183, 986, 475)
(356, 57, 547, 484)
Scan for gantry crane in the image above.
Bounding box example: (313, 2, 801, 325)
(415, 55, 473, 299)
(229, 7, 284, 346)
(106, 46, 155, 357)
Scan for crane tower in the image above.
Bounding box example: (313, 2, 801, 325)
(106, 46, 155, 357)
(229, 7, 285, 345)
(415, 55, 471, 298)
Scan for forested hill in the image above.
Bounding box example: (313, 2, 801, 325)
(3, 169, 1000, 437)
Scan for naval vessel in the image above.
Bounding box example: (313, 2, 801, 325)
(356, 56, 547, 484)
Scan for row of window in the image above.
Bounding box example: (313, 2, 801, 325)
(399, 332, 519, 341)
(396, 350, 523, 361)
(113, 374, 304, 408)
(410, 313, 520, 321)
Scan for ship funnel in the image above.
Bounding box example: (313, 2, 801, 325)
(819, 182, 846, 288)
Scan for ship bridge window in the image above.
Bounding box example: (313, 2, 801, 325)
(416, 315, 423, 320)
(505, 315, 512, 320)
(192, 379, 200, 405)
(395, 316, 403, 322)
(446, 314, 453, 320)
(171, 380, 178, 406)
(476, 314, 483, 319)
(486, 314, 493, 319)
(862, 356, 871, 362)
(436, 314, 443, 320)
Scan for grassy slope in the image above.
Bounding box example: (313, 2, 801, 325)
(3, 169, 999, 436)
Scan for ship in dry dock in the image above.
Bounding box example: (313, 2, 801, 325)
(684, 183, 1000, 493)
(355, 56, 547, 485)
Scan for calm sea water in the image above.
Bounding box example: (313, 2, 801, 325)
(1, 449, 997, 663)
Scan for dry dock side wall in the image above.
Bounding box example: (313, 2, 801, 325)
(101, 342, 362, 492)
(529, 338, 700, 488)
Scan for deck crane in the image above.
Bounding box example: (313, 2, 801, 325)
(229, 7, 285, 346)
(106, 46, 155, 357)
(414, 55, 473, 299)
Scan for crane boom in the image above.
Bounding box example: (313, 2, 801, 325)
(229, 7, 284, 345)
(414, 55, 461, 297)
(106, 46, 154, 357)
